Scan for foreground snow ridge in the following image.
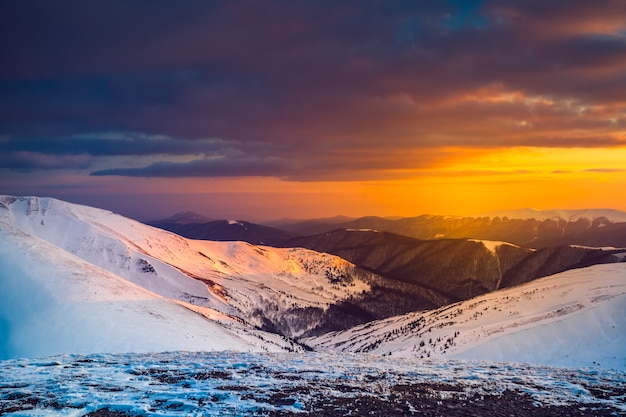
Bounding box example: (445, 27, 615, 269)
(1, 352, 624, 416)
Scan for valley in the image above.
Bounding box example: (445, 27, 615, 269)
(0, 195, 624, 416)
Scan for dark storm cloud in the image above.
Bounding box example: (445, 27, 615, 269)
(1, 133, 235, 157)
(91, 155, 294, 178)
(1, 0, 624, 178)
(0, 151, 92, 170)
(90, 144, 440, 181)
(0, 132, 301, 175)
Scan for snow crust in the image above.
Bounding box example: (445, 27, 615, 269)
(571, 245, 626, 251)
(1, 352, 624, 416)
(307, 263, 626, 369)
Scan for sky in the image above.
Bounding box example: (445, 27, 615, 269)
(1, 0, 625, 221)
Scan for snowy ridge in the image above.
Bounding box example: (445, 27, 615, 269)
(305, 263, 626, 369)
(0, 221, 298, 359)
(0, 196, 375, 358)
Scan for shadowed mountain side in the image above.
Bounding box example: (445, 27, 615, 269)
(281, 229, 626, 304)
(150, 211, 214, 225)
(148, 219, 298, 246)
(443, 216, 626, 248)
(500, 245, 624, 288)
(274, 216, 395, 237)
(300, 270, 453, 337)
(257, 270, 455, 338)
(262, 215, 356, 230)
(274, 215, 626, 249)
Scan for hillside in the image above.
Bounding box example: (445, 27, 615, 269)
(0, 196, 448, 349)
(150, 211, 214, 225)
(149, 217, 297, 246)
(1, 196, 624, 370)
(0, 221, 298, 359)
(305, 263, 626, 369)
(282, 229, 625, 303)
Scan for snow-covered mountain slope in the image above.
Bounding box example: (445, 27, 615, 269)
(305, 263, 626, 369)
(0, 221, 300, 360)
(0, 196, 377, 341)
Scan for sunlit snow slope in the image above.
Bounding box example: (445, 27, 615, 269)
(306, 263, 626, 369)
(0, 196, 376, 357)
(0, 221, 302, 359)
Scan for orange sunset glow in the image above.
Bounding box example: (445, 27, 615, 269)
(1, 1, 625, 220)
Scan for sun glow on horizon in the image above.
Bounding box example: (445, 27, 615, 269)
(356, 145, 626, 217)
(3, 145, 625, 221)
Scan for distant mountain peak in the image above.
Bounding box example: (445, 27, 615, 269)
(152, 211, 213, 225)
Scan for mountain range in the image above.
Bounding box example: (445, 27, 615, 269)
(271, 212, 626, 248)
(0, 196, 624, 369)
(150, 208, 626, 249)
(280, 229, 625, 303)
(150, 210, 626, 310)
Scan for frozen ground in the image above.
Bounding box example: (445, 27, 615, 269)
(1, 352, 624, 416)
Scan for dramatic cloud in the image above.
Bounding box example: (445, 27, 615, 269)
(1, 0, 625, 207)
(0, 0, 626, 175)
